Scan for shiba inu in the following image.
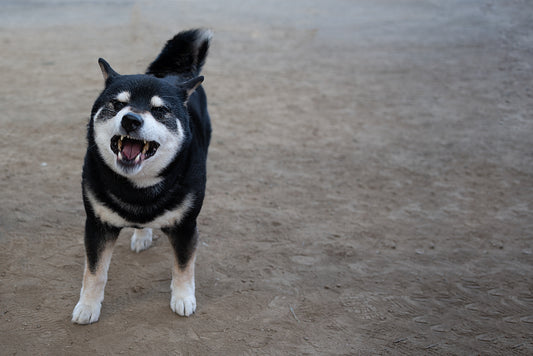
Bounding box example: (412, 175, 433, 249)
(72, 29, 212, 324)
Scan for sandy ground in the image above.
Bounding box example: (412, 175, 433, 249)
(1, 0, 533, 354)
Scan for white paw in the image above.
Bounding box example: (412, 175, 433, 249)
(72, 301, 101, 324)
(131, 228, 152, 253)
(170, 293, 196, 317)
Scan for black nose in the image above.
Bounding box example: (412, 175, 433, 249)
(121, 113, 143, 133)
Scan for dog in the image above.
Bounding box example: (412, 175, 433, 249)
(72, 29, 212, 324)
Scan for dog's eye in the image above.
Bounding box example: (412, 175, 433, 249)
(110, 99, 127, 111)
(152, 106, 170, 115)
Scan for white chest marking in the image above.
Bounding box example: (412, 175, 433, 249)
(85, 187, 194, 229)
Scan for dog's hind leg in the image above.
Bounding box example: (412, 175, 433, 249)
(72, 217, 120, 324)
(131, 228, 153, 253)
(163, 222, 198, 317)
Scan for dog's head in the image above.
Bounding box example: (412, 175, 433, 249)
(90, 59, 203, 187)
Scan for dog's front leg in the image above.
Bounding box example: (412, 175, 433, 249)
(163, 222, 198, 317)
(72, 217, 120, 324)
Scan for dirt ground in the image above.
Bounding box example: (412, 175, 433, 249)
(1, 0, 533, 354)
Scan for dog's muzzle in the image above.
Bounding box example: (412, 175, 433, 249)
(110, 135, 160, 166)
(121, 113, 143, 134)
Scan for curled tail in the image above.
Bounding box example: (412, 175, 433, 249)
(146, 28, 212, 79)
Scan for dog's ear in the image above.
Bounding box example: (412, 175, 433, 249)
(179, 76, 204, 100)
(98, 58, 120, 82)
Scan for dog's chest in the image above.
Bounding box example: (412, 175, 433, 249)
(85, 186, 194, 229)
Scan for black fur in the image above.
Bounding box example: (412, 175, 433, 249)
(147, 28, 211, 79)
(82, 29, 211, 272)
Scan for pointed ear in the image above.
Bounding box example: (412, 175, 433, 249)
(98, 58, 120, 82)
(180, 76, 204, 99)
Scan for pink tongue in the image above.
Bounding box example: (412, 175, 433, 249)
(122, 140, 143, 160)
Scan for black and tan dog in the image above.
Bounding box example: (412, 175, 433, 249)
(72, 29, 212, 324)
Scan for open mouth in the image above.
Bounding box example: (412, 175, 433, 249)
(110, 135, 160, 166)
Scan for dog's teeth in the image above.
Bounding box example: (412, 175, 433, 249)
(118, 138, 122, 151)
(134, 153, 141, 163)
(142, 142, 150, 154)
(118, 152, 123, 160)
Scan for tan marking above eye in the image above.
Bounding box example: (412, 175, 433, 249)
(151, 95, 164, 108)
(116, 91, 130, 103)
